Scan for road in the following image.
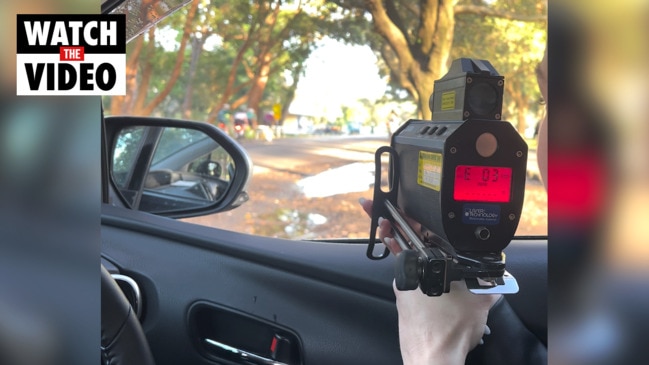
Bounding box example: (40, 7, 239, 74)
(185, 134, 546, 238)
(240, 135, 387, 177)
(240, 134, 540, 181)
(186, 135, 392, 239)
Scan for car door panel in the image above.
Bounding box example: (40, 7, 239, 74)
(101, 204, 546, 365)
(102, 205, 401, 365)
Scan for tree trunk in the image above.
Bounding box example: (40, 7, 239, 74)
(517, 103, 528, 135)
(140, 0, 200, 116)
(366, 0, 455, 120)
(338, 0, 544, 118)
(505, 80, 529, 135)
(278, 60, 305, 125)
(182, 35, 207, 120)
(132, 27, 156, 115)
(206, 24, 257, 125)
(246, 52, 273, 128)
(413, 68, 441, 120)
(110, 35, 144, 115)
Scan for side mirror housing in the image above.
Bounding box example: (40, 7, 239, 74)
(104, 116, 252, 218)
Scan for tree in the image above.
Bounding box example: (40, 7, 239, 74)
(105, 0, 322, 126)
(181, 2, 217, 119)
(204, 0, 325, 127)
(107, 0, 200, 116)
(451, 1, 546, 133)
(491, 20, 546, 134)
(330, 0, 546, 119)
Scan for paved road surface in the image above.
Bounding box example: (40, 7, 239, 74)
(240, 135, 388, 176)
(185, 135, 546, 237)
(240, 135, 540, 180)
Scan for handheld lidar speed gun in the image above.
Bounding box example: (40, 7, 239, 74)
(368, 59, 527, 296)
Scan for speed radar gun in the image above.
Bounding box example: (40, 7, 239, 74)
(367, 58, 527, 296)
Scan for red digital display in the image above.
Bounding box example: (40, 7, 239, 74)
(454, 165, 512, 203)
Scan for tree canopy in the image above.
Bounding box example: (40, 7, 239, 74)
(106, 0, 329, 126)
(330, 0, 546, 123)
(105, 0, 547, 131)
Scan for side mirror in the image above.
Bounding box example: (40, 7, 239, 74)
(104, 116, 252, 218)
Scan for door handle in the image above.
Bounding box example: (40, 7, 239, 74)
(204, 338, 289, 365)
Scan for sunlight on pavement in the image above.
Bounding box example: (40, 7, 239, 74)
(252, 165, 271, 174)
(309, 147, 377, 162)
(297, 162, 374, 198)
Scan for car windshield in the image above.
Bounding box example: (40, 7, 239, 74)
(104, 0, 547, 240)
(104, 0, 192, 41)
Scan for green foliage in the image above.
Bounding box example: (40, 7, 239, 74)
(105, 0, 546, 125)
(106, 0, 329, 121)
(452, 0, 546, 129)
(326, 0, 546, 120)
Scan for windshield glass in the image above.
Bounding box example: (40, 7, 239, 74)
(104, 0, 547, 240)
(107, 0, 192, 42)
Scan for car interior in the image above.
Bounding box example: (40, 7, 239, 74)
(99, 1, 547, 364)
(101, 116, 547, 365)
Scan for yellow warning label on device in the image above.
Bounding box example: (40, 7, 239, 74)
(418, 151, 442, 191)
(441, 91, 456, 110)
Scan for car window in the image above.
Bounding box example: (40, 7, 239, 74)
(152, 127, 208, 165)
(186, 150, 234, 182)
(113, 126, 145, 189)
(105, 1, 547, 240)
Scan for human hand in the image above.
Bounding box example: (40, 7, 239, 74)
(394, 280, 499, 365)
(359, 197, 501, 365)
(359, 197, 419, 255)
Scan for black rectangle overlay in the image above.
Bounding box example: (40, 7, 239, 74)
(17, 14, 126, 54)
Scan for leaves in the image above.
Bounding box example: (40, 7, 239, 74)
(327, 0, 546, 120)
(105, 0, 327, 125)
(104, 0, 547, 128)
(453, 4, 547, 131)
